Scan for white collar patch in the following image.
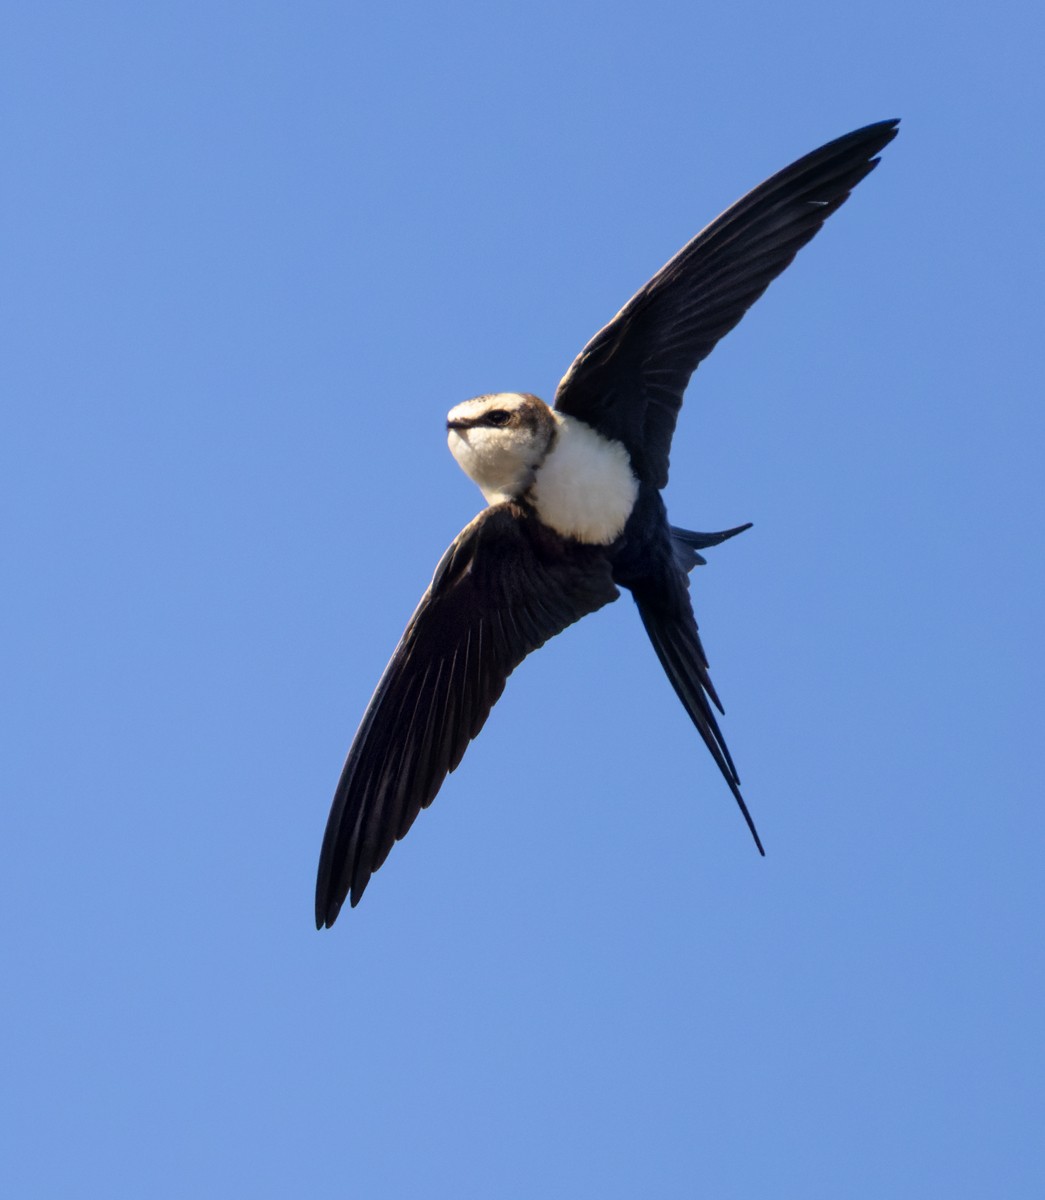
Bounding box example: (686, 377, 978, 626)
(530, 414, 638, 544)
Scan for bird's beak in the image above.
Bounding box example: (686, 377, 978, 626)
(446, 418, 470, 432)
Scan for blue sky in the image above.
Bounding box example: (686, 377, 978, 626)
(4, 2, 1043, 1196)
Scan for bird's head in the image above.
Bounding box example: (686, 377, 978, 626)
(446, 392, 557, 505)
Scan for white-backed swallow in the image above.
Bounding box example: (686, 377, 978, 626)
(316, 119, 899, 926)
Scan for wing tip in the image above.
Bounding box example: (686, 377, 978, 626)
(843, 116, 901, 152)
(315, 891, 338, 930)
(315, 892, 353, 930)
(848, 118, 901, 173)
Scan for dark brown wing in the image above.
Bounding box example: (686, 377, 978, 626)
(315, 504, 619, 926)
(554, 119, 899, 487)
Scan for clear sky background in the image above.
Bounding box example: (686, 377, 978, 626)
(4, 3, 1043, 1197)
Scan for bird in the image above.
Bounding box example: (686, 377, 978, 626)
(315, 118, 899, 927)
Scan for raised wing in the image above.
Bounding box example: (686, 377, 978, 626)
(554, 119, 899, 487)
(315, 504, 619, 926)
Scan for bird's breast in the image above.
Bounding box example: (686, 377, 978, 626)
(529, 414, 639, 545)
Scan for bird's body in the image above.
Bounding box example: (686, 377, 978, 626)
(316, 119, 899, 927)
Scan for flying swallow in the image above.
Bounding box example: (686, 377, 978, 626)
(316, 119, 899, 926)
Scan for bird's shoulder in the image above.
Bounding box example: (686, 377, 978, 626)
(428, 501, 619, 615)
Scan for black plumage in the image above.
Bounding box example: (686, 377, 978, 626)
(316, 120, 898, 926)
(555, 120, 899, 487)
(317, 506, 619, 923)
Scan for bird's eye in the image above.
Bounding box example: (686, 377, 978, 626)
(485, 410, 511, 427)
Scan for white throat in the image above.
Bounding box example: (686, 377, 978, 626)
(446, 393, 551, 505)
(529, 413, 638, 545)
